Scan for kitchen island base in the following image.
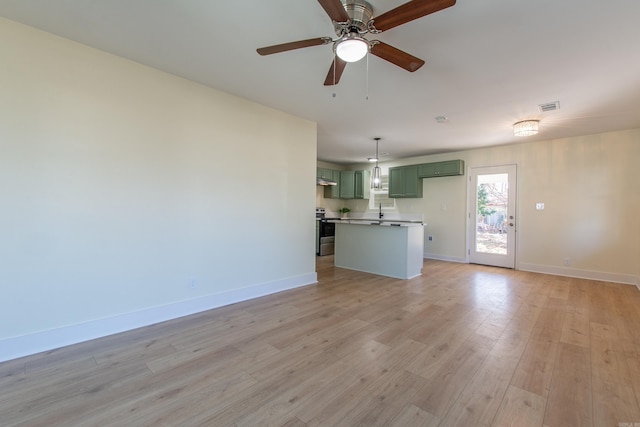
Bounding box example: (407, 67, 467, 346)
(334, 222, 424, 279)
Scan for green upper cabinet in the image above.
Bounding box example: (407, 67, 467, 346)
(339, 171, 354, 199)
(388, 165, 422, 198)
(323, 169, 341, 199)
(354, 170, 371, 199)
(316, 167, 333, 180)
(340, 170, 371, 199)
(417, 160, 465, 178)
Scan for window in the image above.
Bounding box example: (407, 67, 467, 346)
(368, 175, 396, 210)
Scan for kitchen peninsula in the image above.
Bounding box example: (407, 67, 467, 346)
(333, 220, 424, 279)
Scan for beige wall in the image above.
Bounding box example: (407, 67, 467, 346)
(0, 18, 317, 360)
(335, 130, 640, 285)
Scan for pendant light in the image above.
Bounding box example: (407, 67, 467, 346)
(371, 137, 382, 189)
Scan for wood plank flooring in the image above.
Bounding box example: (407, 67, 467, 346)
(2, 258, 640, 426)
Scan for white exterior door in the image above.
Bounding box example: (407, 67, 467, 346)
(468, 165, 517, 268)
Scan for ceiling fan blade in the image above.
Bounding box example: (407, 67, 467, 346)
(370, 42, 425, 72)
(324, 57, 347, 86)
(317, 0, 350, 22)
(370, 0, 456, 32)
(257, 37, 331, 56)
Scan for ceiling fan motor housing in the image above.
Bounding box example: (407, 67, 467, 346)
(335, 0, 374, 35)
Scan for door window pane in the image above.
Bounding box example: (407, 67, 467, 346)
(475, 173, 508, 255)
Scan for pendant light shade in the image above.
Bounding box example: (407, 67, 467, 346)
(371, 138, 382, 189)
(372, 165, 382, 189)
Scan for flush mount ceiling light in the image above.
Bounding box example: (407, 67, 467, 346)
(371, 137, 382, 189)
(335, 33, 369, 62)
(513, 120, 539, 137)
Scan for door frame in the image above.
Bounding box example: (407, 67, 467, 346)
(466, 164, 518, 269)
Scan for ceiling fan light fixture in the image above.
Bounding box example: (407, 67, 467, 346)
(335, 34, 369, 62)
(513, 120, 539, 137)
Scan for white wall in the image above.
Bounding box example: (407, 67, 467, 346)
(0, 18, 317, 361)
(341, 130, 640, 285)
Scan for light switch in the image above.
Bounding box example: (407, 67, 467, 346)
(535, 202, 545, 210)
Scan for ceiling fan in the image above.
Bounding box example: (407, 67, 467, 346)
(256, 0, 456, 86)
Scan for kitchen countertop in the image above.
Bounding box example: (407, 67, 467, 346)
(328, 219, 424, 227)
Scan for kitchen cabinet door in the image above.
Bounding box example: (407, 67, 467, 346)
(317, 167, 334, 180)
(388, 167, 405, 198)
(417, 160, 464, 178)
(324, 169, 341, 199)
(354, 170, 371, 199)
(339, 170, 370, 199)
(388, 165, 422, 198)
(339, 171, 355, 199)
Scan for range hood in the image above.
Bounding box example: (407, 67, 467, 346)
(316, 177, 337, 186)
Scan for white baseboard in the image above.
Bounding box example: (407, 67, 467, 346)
(423, 253, 467, 264)
(423, 257, 640, 290)
(0, 272, 318, 363)
(518, 263, 639, 287)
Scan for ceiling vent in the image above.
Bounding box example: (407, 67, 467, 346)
(538, 101, 560, 112)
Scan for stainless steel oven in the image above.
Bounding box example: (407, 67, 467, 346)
(316, 208, 336, 256)
(319, 221, 335, 256)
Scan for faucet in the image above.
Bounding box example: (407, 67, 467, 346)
(379, 203, 384, 220)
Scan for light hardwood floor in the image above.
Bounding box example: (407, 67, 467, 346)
(2, 258, 640, 426)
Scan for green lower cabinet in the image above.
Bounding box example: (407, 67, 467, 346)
(339, 170, 371, 199)
(417, 160, 464, 178)
(388, 165, 422, 198)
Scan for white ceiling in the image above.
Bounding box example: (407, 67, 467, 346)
(1, 0, 640, 164)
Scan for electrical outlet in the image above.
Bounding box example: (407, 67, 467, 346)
(563, 258, 571, 266)
(428, 235, 434, 242)
(188, 278, 197, 289)
(536, 202, 545, 210)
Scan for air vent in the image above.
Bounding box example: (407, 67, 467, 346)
(539, 101, 560, 112)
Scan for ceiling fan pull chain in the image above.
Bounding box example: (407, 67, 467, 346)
(365, 50, 369, 100)
(331, 53, 338, 97)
